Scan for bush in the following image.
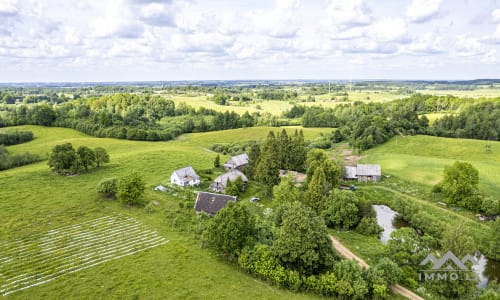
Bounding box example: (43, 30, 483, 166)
(96, 178, 117, 197)
(356, 217, 383, 236)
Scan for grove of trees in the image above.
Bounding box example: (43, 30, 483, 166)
(48, 143, 109, 174)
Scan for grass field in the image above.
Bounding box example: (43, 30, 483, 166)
(0, 125, 330, 299)
(416, 88, 500, 98)
(361, 135, 500, 197)
(165, 91, 405, 116)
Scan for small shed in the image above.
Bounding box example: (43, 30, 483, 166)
(356, 164, 381, 182)
(194, 192, 237, 216)
(344, 166, 358, 180)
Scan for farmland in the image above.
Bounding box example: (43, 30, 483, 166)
(361, 135, 500, 196)
(0, 125, 329, 299)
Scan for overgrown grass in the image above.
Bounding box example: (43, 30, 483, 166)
(361, 135, 500, 196)
(0, 125, 330, 299)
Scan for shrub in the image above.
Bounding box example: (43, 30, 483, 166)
(97, 178, 117, 197)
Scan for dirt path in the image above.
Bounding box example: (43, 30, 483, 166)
(329, 235, 425, 300)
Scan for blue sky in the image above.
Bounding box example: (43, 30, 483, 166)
(0, 0, 499, 82)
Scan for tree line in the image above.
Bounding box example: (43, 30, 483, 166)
(0, 130, 34, 146)
(0, 93, 263, 141)
(0, 145, 40, 171)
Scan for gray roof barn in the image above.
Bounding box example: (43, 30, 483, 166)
(210, 170, 248, 193)
(194, 192, 237, 216)
(356, 164, 381, 176)
(223, 153, 249, 169)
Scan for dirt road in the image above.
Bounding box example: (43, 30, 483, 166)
(329, 235, 425, 300)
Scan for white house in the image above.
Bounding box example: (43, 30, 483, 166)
(344, 164, 381, 182)
(170, 166, 201, 187)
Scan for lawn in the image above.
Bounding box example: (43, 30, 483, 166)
(0, 125, 330, 299)
(361, 135, 500, 196)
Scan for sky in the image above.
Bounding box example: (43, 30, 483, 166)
(0, 0, 499, 82)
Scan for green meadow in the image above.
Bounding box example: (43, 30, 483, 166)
(361, 135, 500, 196)
(0, 125, 330, 300)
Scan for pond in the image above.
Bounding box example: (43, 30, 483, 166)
(372, 204, 500, 287)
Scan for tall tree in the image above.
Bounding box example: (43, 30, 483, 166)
(304, 165, 328, 212)
(204, 202, 255, 261)
(255, 132, 280, 192)
(77, 146, 96, 172)
(273, 175, 302, 204)
(290, 129, 307, 171)
(272, 201, 337, 275)
(277, 129, 290, 169)
(117, 172, 145, 206)
(322, 189, 360, 229)
(214, 154, 220, 168)
(48, 143, 79, 174)
(437, 161, 481, 211)
(94, 147, 110, 167)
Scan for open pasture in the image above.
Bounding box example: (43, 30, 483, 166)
(0, 215, 167, 296)
(361, 135, 500, 196)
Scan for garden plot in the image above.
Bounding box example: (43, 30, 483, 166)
(0, 215, 168, 296)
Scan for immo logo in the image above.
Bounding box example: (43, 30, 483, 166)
(418, 251, 478, 281)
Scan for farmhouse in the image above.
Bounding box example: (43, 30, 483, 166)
(210, 169, 248, 193)
(344, 164, 381, 182)
(194, 192, 237, 216)
(223, 153, 249, 170)
(170, 166, 200, 187)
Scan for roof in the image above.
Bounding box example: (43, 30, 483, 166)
(223, 153, 249, 168)
(213, 170, 248, 186)
(194, 192, 237, 215)
(345, 166, 357, 179)
(172, 166, 200, 181)
(356, 164, 381, 176)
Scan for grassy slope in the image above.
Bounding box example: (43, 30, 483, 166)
(0, 125, 330, 300)
(361, 135, 500, 196)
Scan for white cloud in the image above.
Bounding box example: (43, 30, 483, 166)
(140, 2, 175, 27)
(455, 34, 486, 56)
(406, 0, 442, 23)
(92, 0, 144, 38)
(325, 0, 372, 28)
(493, 9, 500, 23)
(367, 18, 408, 43)
(404, 32, 445, 55)
(0, 0, 18, 16)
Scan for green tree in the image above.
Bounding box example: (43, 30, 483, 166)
(273, 175, 301, 204)
(48, 143, 79, 174)
(277, 129, 290, 169)
(290, 129, 307, 171)
(431, 224, 477, 299)
(94, 147, 110, 167)
(255, 132, 280, 192)
(333, 259, 369, 299)
(234, 175, 244, 192)
(225, 178, 239, 196)
(204, 202, 254, 260)
(322, 189, 360, 229)
(117, 172, 145, 206)
(272, 201, 337, 275)
(437, 161, 481, 211)
(214, 154, 220, 168)
(304, 165, 328, 212)
(77, 146, 96, 172)
(356, 217, 383, 235)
